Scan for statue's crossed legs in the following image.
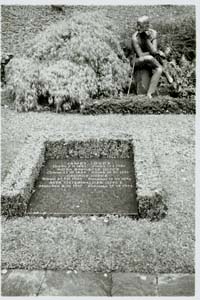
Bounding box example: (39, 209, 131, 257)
(135, 55, 173, 99)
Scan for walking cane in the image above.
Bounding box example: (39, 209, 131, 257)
(127, 53, 136, 96)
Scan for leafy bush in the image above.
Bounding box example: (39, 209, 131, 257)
(159, 57, 195, 98)
(5, 11, 130, 112)
(157, 15, 195, 62)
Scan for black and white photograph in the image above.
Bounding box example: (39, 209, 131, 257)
(0, 1, 198, 298)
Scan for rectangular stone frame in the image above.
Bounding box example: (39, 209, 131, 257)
(1, 133, 167, 220)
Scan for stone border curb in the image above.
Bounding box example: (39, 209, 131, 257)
(1, 270, 195, 297)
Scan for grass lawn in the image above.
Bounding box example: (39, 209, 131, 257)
(1, 108, 195, 273)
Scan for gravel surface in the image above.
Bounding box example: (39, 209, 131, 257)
(1, 108, 195, 272)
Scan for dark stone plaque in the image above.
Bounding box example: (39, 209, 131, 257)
(28, 158, 137, 215)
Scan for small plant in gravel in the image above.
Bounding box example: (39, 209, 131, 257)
(5, 11, 130, 112)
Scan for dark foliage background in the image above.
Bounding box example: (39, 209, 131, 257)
(1, 5, 196, 63)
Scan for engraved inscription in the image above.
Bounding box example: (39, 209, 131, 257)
(38, 160, 134, 189)
(29, 158, 137, 215)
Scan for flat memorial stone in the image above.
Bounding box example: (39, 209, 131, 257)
(28, 158, 137, 216)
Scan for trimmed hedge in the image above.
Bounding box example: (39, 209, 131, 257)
(1, 139, 45, 217)
(1, 134, 167, 221)
(81, 95, 195, 115)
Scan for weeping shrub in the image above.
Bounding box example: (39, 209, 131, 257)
(5, 11, 130, 112)
(5, 58, 40, 112)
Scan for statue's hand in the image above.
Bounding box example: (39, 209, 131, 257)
(144, 30, 151, 38)
(157, 50, 166, 59)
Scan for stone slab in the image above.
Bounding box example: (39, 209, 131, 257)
(38, 271, 112, 296)
(157, 273, 195, 296)
(135, 69, 151, 95)
(111, 273, 157, 296)
(28, 158, 137, 215)
(1, 270, 45, 296)
(1, 270, 195, 297)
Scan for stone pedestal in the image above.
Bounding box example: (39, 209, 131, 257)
(135, 69, 151, 95)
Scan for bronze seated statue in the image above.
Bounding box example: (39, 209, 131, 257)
(131, 16, 173, 99)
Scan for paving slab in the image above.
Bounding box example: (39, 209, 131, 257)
(111, 273, 157, 296)
(157, 273, 195, 296)
(1, 270, 45, 296)
(38, 270, 112, 296)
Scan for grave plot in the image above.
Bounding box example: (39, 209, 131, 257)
(1, 135, 167, 220)
(28, 158, 137, 216)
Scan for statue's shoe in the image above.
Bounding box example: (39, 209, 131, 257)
(147, 93, 152, 100)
